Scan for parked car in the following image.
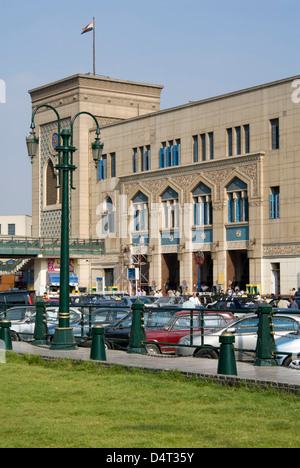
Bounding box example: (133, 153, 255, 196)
(0, 306, 81, 342)
(0, 290, 36, 311)
(207, 298, 259, 316)
(47, 307, 130, 345)
(104, 309, 178, 350)
(275, 331, 300, 367)
(153, 297, 184, 307)
(145, 310, 234, 355)
(176, 313, 300, 361)
(120, 296, 159, 307)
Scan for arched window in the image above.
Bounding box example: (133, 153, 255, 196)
(192, 183, 212, 226)
(226, 177, 249, 223)
(132, 192, 148, 232)
(161, 187, 179, 229)
(46, 159, 58, 206)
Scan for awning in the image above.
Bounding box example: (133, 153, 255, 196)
(47, 272, 79, 286)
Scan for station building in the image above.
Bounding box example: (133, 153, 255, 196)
(28, 73, 300, 295)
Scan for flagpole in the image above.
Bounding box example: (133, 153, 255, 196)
(93, 16, 96, 75)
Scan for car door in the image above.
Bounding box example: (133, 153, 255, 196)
(104, 313, 133, 349)
(231, 316, 259, 352)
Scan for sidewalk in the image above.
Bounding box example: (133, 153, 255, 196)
(10, 342, 300, 394)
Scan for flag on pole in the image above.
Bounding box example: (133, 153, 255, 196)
(81, 20, 94, 34)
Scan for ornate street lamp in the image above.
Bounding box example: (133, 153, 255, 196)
(26, 105, 104, 350)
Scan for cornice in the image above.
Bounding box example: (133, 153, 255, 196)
(119, 152, 265, 184)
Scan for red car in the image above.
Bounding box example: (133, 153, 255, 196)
(145, 310, 234, 355)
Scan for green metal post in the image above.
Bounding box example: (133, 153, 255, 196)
(90, 325, 107, 361)
(217, 332, 237, 376)
(33, 300, 48, 345)
(127, 299, 147, 354)
(50, 129, 77, 350)
(254, 303, 278, 367)
(28, 106, 103, 351)
(0, 320, 13, 351)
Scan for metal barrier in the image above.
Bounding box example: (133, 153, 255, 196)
(1, 300, 299, 372)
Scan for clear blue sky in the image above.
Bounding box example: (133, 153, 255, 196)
(0, 0, 299, 216)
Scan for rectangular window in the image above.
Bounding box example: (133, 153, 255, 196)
(133, 148, 137, 173)
(8, 224, 15, 235)
(140, 147, 145, 172)
(145, 145, 150, 171)
(270, 186, 280, 219)
(193, 135, 198, 162)
(227, 192, 249, 223)
(159, 143, 166, 168)
(201, 134, 206, 161)
(271, 118, 279, 150)
(160, 141, 180, 168)
(97, 155, 107, 180)
(111, 153, 116, 178)
(244, 124, 250, 153)
(235, 126, 241, 155)
(209, 132, 214, 160)
(227, 128, 233, 156)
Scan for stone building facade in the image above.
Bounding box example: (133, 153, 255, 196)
(29, 73, 300, 295)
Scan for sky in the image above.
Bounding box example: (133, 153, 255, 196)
(0, 0, 299, 216)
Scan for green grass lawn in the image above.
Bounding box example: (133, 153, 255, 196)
(0, 352, 299, 448)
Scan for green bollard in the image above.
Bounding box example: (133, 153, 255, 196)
(34, 300, 48, 346)
(90, 325, 107, 361)
(217, 332, 237, 376)
(127, 298, 147, 355)
(254, 303, 278, 367)
(0, 320, 13, 351)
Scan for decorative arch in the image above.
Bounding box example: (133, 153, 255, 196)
(45, 158, 60, 207)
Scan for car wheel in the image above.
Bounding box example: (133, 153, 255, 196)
(104, 340, 113, 350)
(194, 348, 218, 359)
(145, 344, 161, 355)
(283, 356, 293, 367)
(10, 332, 20, 342)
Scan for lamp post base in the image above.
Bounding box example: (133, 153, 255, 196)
(50, 328, 77, 350)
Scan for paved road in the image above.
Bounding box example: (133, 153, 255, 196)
(10, 342, 300, 393)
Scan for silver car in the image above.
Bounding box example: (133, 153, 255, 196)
(176, 313, 300, 361)
(276, 332, 300, 367)
(0, 306, 81, 342)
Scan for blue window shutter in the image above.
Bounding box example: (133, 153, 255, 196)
(269, 194, 275, 219)
(167, 147, 172, 167)
(236, 198, 241, 222)
(193, 203, 197, 225)
(159, 148, 165, 168)
(98, 160, 104, 180)
(133, 150, 137, 173)
(209, 202, 213, 225)
(145, 149, 150, 171)
(173, 145, 179, 166)
(228, 199, 233, 223)
(244, 198, 249, 222)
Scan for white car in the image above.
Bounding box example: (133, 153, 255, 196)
(0, 306, 82, 342)
(176, 313, 300, 362)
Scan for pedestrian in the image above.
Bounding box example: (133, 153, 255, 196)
(182, 296, 196, 309)
(289, 297, 299, 310)
(295, 287, 300, 298)
(277, 296, 290, 308)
